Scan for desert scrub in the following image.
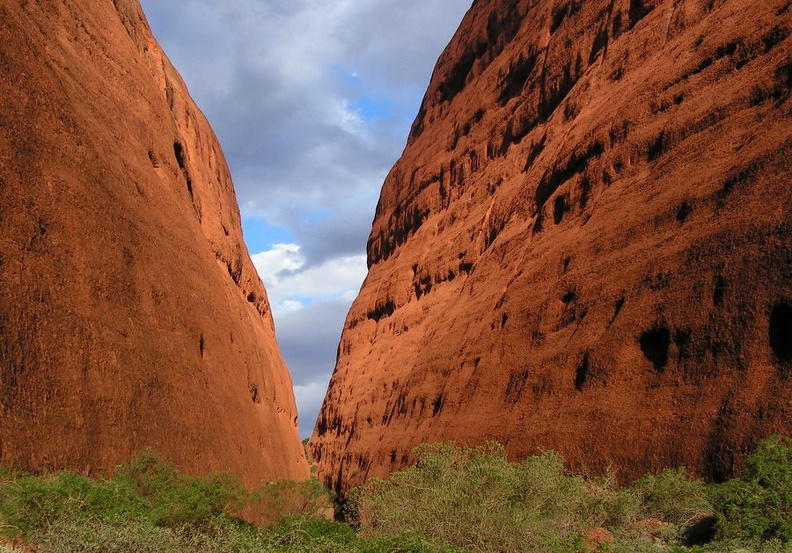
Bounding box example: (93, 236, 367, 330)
(632, 467, 712, 525)
(0, 452, 455, 553)
(1, 438, 790, 552)
(0, 469, 148, 536)
(261, 516, 466, 552)
(114, 450, 247, 529)
(710, 435, 792, 544)
(352, 442, 597, 552)
(0, 450, 252, 539)
(249, 476, 331, 527)
(350, 438, 791, 553)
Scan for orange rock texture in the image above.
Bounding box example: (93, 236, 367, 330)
(310, 0, 792, 494)
(0, 0, 308, 484)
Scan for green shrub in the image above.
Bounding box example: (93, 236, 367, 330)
(249, 476, 331, 527)
(632, 467, 712, 525)
(711, 435, 792, 543)
(578, 470, 642, 531)
(354, 532, 470, 553)
(259, 516, 465, 553)
(263, 516, 356, 550)
(352, 442, 600, 553)
(2, 439, 789, 553)
(0, 470, 147, 536)
(27, 519, 179, 553)
(0, 451, 248, 542)
(115, 450, 246, 529)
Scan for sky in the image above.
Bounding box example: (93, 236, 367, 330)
(138, 0, 472, 437)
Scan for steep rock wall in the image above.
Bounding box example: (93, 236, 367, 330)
(311, 0, 792, 494)
(0, 0, 308, 484)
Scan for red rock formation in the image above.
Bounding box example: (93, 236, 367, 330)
(310, 0, 792, 494)
(0, 0, 308, 484)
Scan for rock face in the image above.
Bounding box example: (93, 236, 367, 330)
(310, 0, 792, 494)
(0, 0, 308, 483)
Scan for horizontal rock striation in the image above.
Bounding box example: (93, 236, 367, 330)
(311, 0, 792, 494)
(0, 0, 308, 483)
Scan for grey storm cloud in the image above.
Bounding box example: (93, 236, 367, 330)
(139, 0, 472, 436)
(274, 298, 352, 437)
(295, 210, 373, 266)
(275, 299, 350, 382)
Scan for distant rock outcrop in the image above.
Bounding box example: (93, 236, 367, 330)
(0, 0, 308, 483)
(310, 0, 792, 494)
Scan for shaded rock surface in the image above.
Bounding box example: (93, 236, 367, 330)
(0, 0, 308, 484)
(311, 0, 792, 494)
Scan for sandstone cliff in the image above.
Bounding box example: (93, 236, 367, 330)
(0, 0, 308, 483)
(310, 0, 792, 494)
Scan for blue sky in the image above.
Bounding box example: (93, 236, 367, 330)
(138, 0, 472, 437)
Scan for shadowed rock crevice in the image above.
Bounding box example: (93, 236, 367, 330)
(498, 47, 542, 106)
(574, 353, 590, 391)
(769, 302, 792, 364)
(366, 299, 397, 322)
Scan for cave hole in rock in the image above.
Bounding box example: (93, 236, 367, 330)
(367, 299, 396, 322)
(769, 302, 792, 363)
(682, 514, 718, 547)
(676, 201, 692, 223)
(173, 141, 186, 170)
(554, 194, 569, 224)
(628, 0, 651, 27)
(713, 276, 726, 306)
(173, 141, 194, 198)
(640, 326, 671, 372)
(432, 394, 445, 416)
(575, 352, 590, 391)
(316, 415, 328, 435)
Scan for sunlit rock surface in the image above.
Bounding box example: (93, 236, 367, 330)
(311, 0, 792, 495)
(0, 0, 308, 484)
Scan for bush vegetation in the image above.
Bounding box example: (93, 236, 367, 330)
(0, 437, 788, 552)
(710, 435, 792, 544)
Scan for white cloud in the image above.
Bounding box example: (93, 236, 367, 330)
(252, 245, 367, 315)
(281, 300, 305, 313)
(273, 254, 367, 301)
(251, 243, 304, 287)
